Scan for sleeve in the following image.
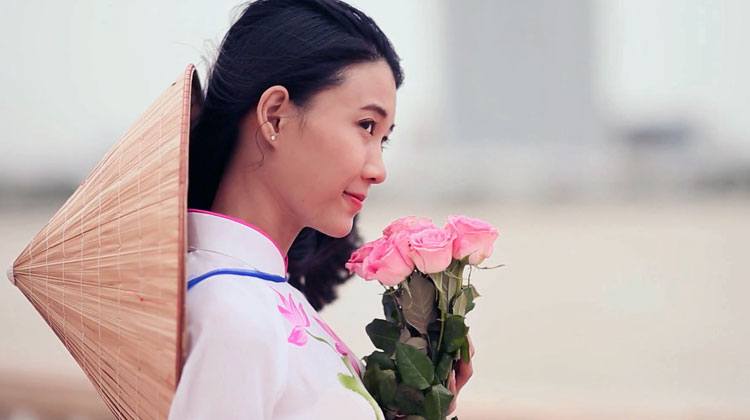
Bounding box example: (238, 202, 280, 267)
(168, 281, 289, 420)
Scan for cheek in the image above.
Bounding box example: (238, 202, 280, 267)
(319, 134, 365, 178)
(320, 159, 360, 195)
(291, 127, 365, 198)
(334, 147, 366, 181)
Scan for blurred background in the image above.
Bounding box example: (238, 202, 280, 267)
(1, 0, 748, 419)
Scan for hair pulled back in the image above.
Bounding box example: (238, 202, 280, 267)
(188, 0, 404, 309)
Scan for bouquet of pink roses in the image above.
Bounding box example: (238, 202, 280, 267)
(346, 215, 500, 420)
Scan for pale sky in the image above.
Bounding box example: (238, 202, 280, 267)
(1, 1, 747, 191)
(0, 0, 447, 185)
(593, 0, 750, 142)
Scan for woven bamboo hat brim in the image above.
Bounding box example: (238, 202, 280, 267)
(6, 64, 202, 420)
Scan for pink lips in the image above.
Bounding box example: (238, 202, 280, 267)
(343, 192, 364, 210)
(344, 191, 366, 202)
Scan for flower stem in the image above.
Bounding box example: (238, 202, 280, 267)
(437, 261, 466, 353)
(306, 330, 337, 351)
(437, 306, 446, 353)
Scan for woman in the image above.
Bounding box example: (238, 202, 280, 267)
(169, 1, 472, 418)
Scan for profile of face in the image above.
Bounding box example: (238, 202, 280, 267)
(248, 59, 397, 239)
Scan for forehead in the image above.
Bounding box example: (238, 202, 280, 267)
(314, 60, 397, 118)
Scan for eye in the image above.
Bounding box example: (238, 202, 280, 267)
(360, 119, 391, 150)
(359, 119, 375, 135)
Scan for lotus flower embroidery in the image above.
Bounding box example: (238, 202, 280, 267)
(274, 290, 310, 346)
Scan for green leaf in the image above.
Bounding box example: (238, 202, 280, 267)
(435, 352, 453, 384)
(460, 337, 471, 363)
(466, 284, 480, 313)
(427, 320, 441, 361)
(362, 364, 381, 401)
(465, 300, 476, 314)
(339, 369, 387, 420)
(366, 319, 401, 355)
(363, 363, 398, 411)
(424, 384, 454, 420)
(469, 283, 481, 298)
(382, 291, 402, 324)
(441, 315, 468, 353)
(429, 272, 445, 295)
(429, 271, 462, 314)
(395, 342, 435, 390)
(398, 272, 439, 335)
(393, 383, 425, 415)
(377, 368, 398, 406)
(445, 275, 460, 303)
(453, 285, 480, 316)
(365, 350, 396, 371)
(451, 288, 469, 316)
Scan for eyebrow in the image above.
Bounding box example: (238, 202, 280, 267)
(361, 104, 396, 133)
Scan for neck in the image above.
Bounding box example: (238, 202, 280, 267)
(210, 158, 302, 259)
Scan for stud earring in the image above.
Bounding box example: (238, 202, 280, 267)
(263, 121, 278, 141)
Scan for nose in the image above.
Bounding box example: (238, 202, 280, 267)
(363, 147, 387, 185)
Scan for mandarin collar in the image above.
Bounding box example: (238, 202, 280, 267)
(187, 209, 289, 277)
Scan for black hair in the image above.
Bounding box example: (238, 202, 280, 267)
(187, 0, 404, 310)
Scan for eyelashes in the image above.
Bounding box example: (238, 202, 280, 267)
(359, 119, 377, 136)
(359, 119, 391, 149)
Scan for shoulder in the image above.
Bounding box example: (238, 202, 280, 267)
(174, 275, 292, 418)
(186, 249, 285, 323)
(186, 272, 287, 345)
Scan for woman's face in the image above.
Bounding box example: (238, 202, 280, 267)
(267, 59, 397, 238)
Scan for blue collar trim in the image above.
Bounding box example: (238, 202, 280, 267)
(187, 268, 287, 291)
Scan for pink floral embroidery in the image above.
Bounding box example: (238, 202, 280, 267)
(272, 289, 362, 378)
(314, 316, 362, 377)
(274, 290, 310, 346)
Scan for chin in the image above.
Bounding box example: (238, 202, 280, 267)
(318, 219, 354, 239)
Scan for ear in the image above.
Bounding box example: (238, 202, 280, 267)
(256, 85, 293, 144)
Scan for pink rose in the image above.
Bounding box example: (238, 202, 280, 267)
(407, 227, 455, 274)
(361, 237, 414, 286)
(382, 216, 435, 238)
(387, 230, 412, 265)
(445, 215, 499, 265)
(345, 240, 377, 278)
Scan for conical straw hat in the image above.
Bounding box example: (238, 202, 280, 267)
(5, 64, 202, 419)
